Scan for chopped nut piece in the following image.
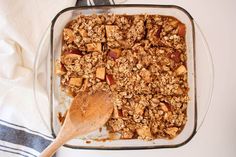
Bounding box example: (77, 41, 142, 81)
(107, 49, 121, 59)
(176, 65, 187, 75)
(69, 77, 83, 87)
(96, 67, 106, 80)
(86, 43, 102, 52)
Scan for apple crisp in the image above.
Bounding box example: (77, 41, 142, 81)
(56, 14, 189, 140)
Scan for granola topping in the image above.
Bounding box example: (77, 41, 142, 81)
(56, 14, 189, 140)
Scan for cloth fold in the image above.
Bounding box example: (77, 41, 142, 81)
(0, 0, 114, 156)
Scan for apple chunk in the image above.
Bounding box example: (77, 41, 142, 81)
(78, 29, 88, 37)
(96, 67, 106, 80)
(175, 65, 187, 76)
(69, 77, 83, 87)
(86, 43, 102, 52)
(178, 23, 186, 37)
(106, 74, 115, 85)
(55, 61, 66, 75)
(169, 51, 181, 63)
(108, 49, 121, 59)
(64, 49, 82, 55)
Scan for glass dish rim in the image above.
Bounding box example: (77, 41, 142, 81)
(50, 4, 197, 150)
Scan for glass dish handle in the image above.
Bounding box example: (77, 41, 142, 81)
(193, 20, 215, 131)
(33, 26, 51, 132)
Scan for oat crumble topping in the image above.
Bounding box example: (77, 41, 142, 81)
(56, 14, 189, 140)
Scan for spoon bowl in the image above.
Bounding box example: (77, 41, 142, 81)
(40, 91, 113, 157)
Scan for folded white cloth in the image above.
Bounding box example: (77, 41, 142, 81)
(0, 0, 75, 156)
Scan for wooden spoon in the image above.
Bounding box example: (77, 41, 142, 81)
(40, 91, 113, 157)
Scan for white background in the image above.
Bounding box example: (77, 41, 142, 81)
(0, 0, 235, 156)
(57, 0, 236, 156)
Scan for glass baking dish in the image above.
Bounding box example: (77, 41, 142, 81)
(34, 4, 214, 149)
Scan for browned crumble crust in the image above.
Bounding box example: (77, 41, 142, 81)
(56, 14, 189, 140)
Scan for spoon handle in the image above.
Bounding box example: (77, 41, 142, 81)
(39, 137, 64, 157)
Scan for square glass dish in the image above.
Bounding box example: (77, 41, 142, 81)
(51, 5, 196, 149)
(34, 4, 214, 150)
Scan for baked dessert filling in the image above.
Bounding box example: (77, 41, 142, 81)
(56, 14, 189, 140)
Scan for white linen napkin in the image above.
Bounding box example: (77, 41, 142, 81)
(0, 0, 75, 156)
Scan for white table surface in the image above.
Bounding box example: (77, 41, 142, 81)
(57, 0, 236, 156)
